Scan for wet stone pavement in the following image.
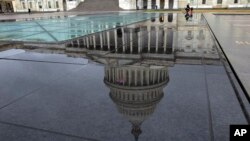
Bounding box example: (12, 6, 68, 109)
(0, 12, 249, 141)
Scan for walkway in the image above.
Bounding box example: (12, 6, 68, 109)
(204, 13, 250, 120)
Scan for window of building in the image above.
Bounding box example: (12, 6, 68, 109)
(202, 0, 206, 4)
(29, 2, 32, 8)
(56, 1, 59, 8)
(48, 1, 51, 8)
(38, 2, 42, 9)
(234, 0, 238, 3)
(217, 0, 222, 4)
(22, 2, 26, 9)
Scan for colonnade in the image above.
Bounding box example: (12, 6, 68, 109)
(104, 66, 169, 87)
(67, 25, 174, 54)
(0, 0, 14, 12)
(136, 0, 178, 9)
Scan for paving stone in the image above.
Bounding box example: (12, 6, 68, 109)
(0, 64, 216, 141)
(0, 59, 84, 108)
(206, 73, 247, 141)
(3, 50, 88, 65)
(0, 123, 91, 141)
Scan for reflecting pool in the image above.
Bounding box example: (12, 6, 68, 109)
(0, 13, 157, 43)
(0, 12, 248, 141)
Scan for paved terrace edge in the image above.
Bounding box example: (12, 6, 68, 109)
(203, 13, 250, 123)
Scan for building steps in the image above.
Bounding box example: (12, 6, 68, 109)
(70, 0, 122, 11)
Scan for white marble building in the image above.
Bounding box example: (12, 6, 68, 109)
(14, 0, 84, 12)
(11, 0, 250, 13)
(0, 0, 15, 12)
(119, 0, 250, 9)
(104, 64, 168, 140)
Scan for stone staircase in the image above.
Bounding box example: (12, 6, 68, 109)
(70, 0, 122, 11)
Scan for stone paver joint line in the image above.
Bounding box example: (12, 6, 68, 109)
(0, 121, 100, 141)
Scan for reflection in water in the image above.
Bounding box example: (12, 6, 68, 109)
(66, 13, 218, 61)
(16, 13, 222, 141)
(150, 13, 156, 22)
(168, 13, 173, 23)
(104, 64, 169, 140)
(159, 13, 164, 23)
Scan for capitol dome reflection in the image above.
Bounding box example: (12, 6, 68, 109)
(104, 64, 169, 141)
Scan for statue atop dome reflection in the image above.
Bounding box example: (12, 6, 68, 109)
(104, 64, 169, 141)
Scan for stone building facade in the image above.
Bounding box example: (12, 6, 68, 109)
(0, 0, 15, 12)
(119, 0, 250, 9)
(9, 0, 250, 13)
(14, 0, 83, 12)
(104, 64, 169, 140)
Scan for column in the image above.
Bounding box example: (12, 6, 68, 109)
(129, 69, 132, 86)
(222, 0, 229, 8)
(114, 29, 118, 52)
(163, 29, 167, 53)
(147, 70, 150, 85)
(122, 28, 125, 53)
(138, 0, 143, 9)
(93, 35, 96, 49)
(112, 68, 115, 83)
(156, 0, 160, 8)
(100, 33, 103, 50)
(130, 29, 133, 53)
(140, 70, 144, 86)
(165, 71, 168, 80)
(116, 68, 119, 83)
(76, 39, 80, 47)
(86, 37, 89, 48)
(135, 69, 137, 86)
(107, 30, 110, 51)
(173, 0, 178, 9)
(109, 69, 112, 82)
(123, 69, 126, 86)
(157, 70, 160, 83)
(103, 31, 106, 46)
(171, 28, 175, 53)
(164, 0, 169, 9)
(155, 26, 159, 53)
(159, 70, 162, 82)
(167, 28, 173, 53)
(89, 36, 93, 46)
(147, 26, 151, 52)
(153, 69, 156, 84)
(83, 37, 86, 47)
(148, 0, 152, 9)
(138, 30, 141, 53)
